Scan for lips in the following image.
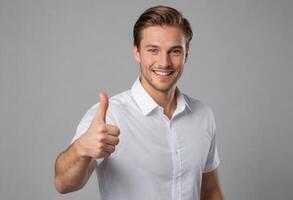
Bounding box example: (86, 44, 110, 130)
(152, 70, 174, 76)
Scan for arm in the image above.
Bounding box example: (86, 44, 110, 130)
(54, 141, 97, 194)
(200, 169, 224, 200)
(54, 92, 120, 194)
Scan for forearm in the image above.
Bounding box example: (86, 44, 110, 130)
(200, 170, 224, 200)
(54, 141, 94, 194)
(201, 189, 224, 200)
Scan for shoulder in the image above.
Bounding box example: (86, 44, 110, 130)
(182, 93, 217, 133)
(183, 93, 215, 117)
(109, 89, 132, 107)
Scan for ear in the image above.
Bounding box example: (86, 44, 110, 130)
(133, 45, 141, 63)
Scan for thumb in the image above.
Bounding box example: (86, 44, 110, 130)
(96, 91, 109, 124)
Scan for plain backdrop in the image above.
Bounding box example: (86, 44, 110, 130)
(1, 0, 292, 200)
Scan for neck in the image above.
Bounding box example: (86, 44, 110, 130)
(140, 77, 178, 119)
(153, 87, 177, 109)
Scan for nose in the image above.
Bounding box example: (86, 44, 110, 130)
(158, 51, 171, 68)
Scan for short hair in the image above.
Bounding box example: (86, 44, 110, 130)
(133, 5, 193, 50)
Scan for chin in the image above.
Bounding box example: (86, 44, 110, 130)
(153, 82, 176, 93)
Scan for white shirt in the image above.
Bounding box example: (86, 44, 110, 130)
(72, 77, 220, 200)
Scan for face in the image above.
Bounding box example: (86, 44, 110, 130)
(133, 25, 188, 94)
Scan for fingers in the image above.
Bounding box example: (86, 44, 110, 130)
(105, 135, 120, 146)
(84, 91, 121, 158)
(96, 92, 109, 124)
(96, 125, 120, 157)
(97, 124, 119, 136)
(105, 124, 120, 137)
(97, 132, 119, 146)
(94, 135, 118, 158)
(97, 142, 116, 154)
(103, 144, 116, 153)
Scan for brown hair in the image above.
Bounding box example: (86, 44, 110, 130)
(133, 5, 193, 50)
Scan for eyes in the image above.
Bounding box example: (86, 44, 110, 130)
(147, 48, 159, 53)
(147, 48, 183, 55)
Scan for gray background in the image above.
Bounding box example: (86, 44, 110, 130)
(1, 0, 292, 200)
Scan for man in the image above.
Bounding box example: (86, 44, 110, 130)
(55, 5, 224, 200)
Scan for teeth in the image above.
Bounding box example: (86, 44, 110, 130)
(153, 70, 173, 76)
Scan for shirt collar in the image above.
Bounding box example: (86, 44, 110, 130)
(131, 76, 191, 116)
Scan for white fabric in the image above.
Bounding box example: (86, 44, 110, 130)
(72, 77, 220, 200)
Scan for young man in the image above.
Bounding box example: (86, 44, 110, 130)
(55, 5, 224, 200)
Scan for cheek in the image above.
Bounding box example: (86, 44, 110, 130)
(141, 55, 156, 67)
(171, 58, 184, 69)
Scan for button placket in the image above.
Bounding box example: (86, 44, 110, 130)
(169, 121, 182, 200)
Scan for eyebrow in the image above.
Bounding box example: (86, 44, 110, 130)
(143, 44, 184, 50)
(143, 45, 159, 49)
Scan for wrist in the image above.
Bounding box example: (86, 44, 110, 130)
(73, 138, 87, 158)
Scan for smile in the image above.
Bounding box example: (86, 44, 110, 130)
(152, 70, 174, 76)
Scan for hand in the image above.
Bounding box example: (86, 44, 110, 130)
(75, 92, 120, 159)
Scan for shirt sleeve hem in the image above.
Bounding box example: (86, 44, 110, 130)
(202, 160, 220, 173)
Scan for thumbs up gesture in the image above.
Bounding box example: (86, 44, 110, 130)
(75, 92, 120, 159)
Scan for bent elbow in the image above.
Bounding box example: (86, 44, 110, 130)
(55, 177, 70, 194)
(55, 176, 84, 194)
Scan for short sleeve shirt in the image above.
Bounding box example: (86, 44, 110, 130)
(72, 77, 220, 200)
